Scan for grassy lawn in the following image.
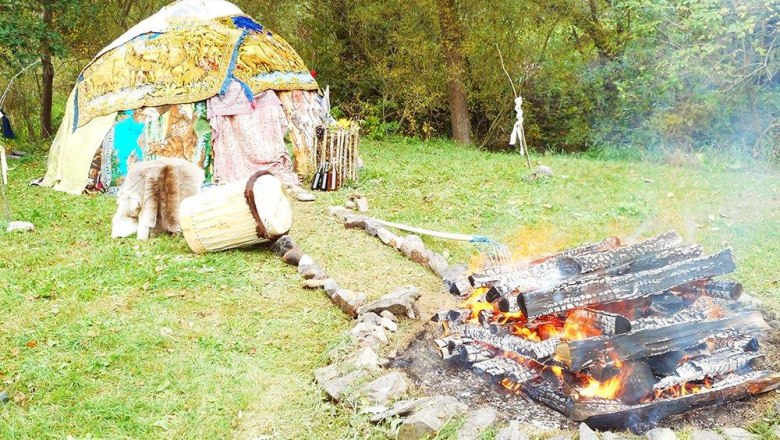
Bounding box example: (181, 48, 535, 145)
(1, 138, 779, 439)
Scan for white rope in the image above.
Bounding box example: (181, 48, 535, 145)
(0, 60, 41, 109)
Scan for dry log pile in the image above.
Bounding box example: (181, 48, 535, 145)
(432, 231, 780, 432)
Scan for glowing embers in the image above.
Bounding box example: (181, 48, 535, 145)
(434, 231, 780, 431)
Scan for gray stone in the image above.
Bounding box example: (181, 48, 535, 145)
(603, 432, 626, 440)
(773, 426, 780, 440)
(282, 247, 303, 266)
(344, 215, 369, 230)
(359, 371, 408, 405)
(358, 312, 383, 327)
(323, 279, 339, 295)
(297, 254, 314, 268)
(442, 264, 468, 284)
(391, 236, 405, 250)
(380, 317, 398, 333)
(0, 390, 8, 403)
(317, 368, 369, 402)
(692, 430, 723, 440)
(495, 421, 529, 440)
(400, 235, 429, 264)
(6, 221, 34, 233)
(314, 363, 340, 385)
(721, 428, 757, 440)
(369, 397, 430, 423)
(294, 190, 316, 202)
(357, 285, 421, 319)
(457, 406, 497, 440)
(302, 278, 334, 289)
(396, 395, 469, 440)
(549, 436, 570, 440)
(299, 264, 324, 280)
(333, 289, 367, 317)
(646, 428, 677, 440)
(270, 235, 297, 257)
(350, 322, 388, 344)
(327, 206, 351, 220)
(770, 320, 780, 330)
(579, 423, 598, 440)
(426, 251, 449, 279)
(364, 221, 379, 237)
(377, 227, 397, 245)
(381, 310, 398, 322)
(355, 197, 369, 212)
(348, 347, 381, 371)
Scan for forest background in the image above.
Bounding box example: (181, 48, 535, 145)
(0, 0, 778, 162)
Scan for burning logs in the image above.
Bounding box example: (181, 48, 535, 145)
(434, 231, 776, 430)
(554, 311, 767, 371)
(519, 249, 736, 319)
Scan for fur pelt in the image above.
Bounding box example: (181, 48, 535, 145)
(112, 158, 204, 240)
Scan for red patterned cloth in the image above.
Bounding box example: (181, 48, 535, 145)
(209, 90, 299, 186)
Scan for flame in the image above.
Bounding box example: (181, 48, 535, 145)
(460, 288, 496, 323)
(578, 375, 625, 400)
(561, 310, 603, 341)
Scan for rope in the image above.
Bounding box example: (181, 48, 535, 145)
(0, 60, 41, 109)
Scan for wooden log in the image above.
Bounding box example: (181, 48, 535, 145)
(654, 347, 764, 391)
(473, 256, 582, 292)
(630, 306, 709, 332)
(570, 231, 683, 273)
(673, 280, 743, 300)
(448, 322, 559, 360)
(472, 356, 537, 384)
(522, 381, 570, 415)
(600, 244, 703, 278)
(555, 311, 767, 371)
(530, 236, 622, 265)
(456, 343, 497, 365)
(568, 371, 780, 432)
(567, 308, 632, 336)
(618, 360, 657, 405)
(649, 291, 684, 315)
(519, 249, 736, 319)
(430, 309, 471, 323)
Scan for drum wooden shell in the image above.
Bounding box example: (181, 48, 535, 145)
(180, 174, 292, 254)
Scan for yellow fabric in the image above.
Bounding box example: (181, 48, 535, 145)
(42, 91, 117, 195)
(76, 24, 243, 128)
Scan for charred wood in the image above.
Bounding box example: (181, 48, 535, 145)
(673, 280, 743, 301)
(570, 231, 683, 273)
(448, 322, 559, 360)
(555, 311, 767, 371)
(520, 249, 736, 319)
(568, 308, 632, 336)
(522, 381, 570, 415)
(650, 292, 685, 315)
(618, 360, 657, 405)
(568, 371, 780, 432)
(472, 356, 537, 384)
(654, 348, 764, 390)
(531, 237, 622, 265)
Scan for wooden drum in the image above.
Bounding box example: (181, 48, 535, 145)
(180, 170, 292, 253)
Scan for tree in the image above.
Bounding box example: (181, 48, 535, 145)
(436, 0, 472, 144)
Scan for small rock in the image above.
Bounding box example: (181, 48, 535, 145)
(358, 312, 384, 327)
(355, 197, 369, 212)
(318, 369, 369, 402)
(369, 397, 430, 423)
(299, 264, 323, 280)
(270, 235, 297, 257)
(721, 428, 757, 440)
(295, 191, 315, 202)
(495, 420, 529, 440)
(314, 363, 340, 385)
(345, 200, 357, 210)
(579, 423, 598, 440)
(646, 428, 677, 440)
(359, 371, 408, 405)
(400, 235, 428, 264)
(282, 247, 303, 266)
(298, 254, 314, 267)
(603, 432, 627, 440)
(344, 215, 369, 230)
(426, 251, 449, 279)
(380, 310, 398, 322)
(323, 279, 339, 295)
(357, 285, 421, 319)
(351, 322, 388, 343)
(333, 289, 367, 318)
(0, 390, 8, 403)
(549, 436, 570, 440)
(6, 221, 34, 233)
(302, 278, 334, 289)
(377, 227, 397, 245)
(691, 430, 723, 440)
(442, 264, 468, 284)
(349, 347, 381, 371)
(770, 320, 780, 331)
(773, 426, 780, 440)
(327, 206, 351, 220)
(390, 236, 405, 250)
(380, 317, 398, 332)
(666, 192, 675, 198)
(364, 221, 379, 237)
(457, 406, 497, 440)
(536, 165, 553, 176)
(396, 395, 468, 440)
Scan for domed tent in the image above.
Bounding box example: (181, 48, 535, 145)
(42, 0, 326, 195)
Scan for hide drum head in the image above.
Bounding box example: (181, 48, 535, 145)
(252, 174, 292, 238)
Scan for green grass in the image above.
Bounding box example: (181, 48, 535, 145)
(1, 138, 780, 439)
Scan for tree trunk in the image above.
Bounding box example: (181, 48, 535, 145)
(436, 0, 472, 144)
(40, 1, 54, 139)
